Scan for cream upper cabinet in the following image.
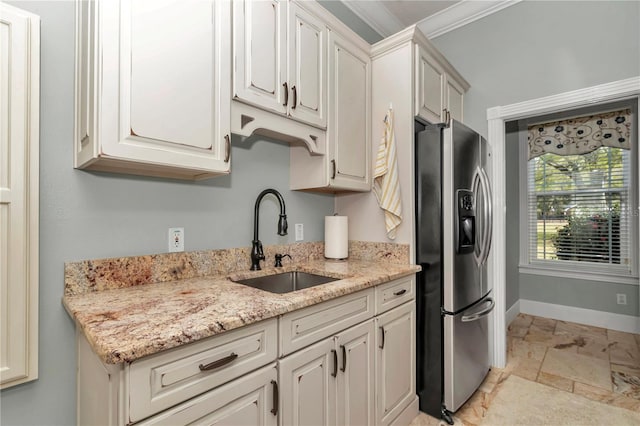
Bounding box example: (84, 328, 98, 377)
(415, 44, 469, 124)
(74, 0, 232, 180)
(290, 29, 371, 192)
(287, 2, 326, 128)
(232, 0, 287, 115)
(0, 3, 39, 390)
(233, 0, 327, 129)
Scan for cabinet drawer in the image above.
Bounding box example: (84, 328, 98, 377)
(280, 288, 374, 356)
(137, 363, 278, 426)
(375, 276, 415, 315)
(128, 318, 278, 423)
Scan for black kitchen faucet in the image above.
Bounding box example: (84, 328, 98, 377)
(251, 189, 288, 270)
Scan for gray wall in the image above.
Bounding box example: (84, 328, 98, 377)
(432, 0, 640, 316)
(431, 0, 640, 139)
(0, 1, 333, 424)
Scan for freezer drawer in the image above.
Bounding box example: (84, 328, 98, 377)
(443, 295, 493, 412)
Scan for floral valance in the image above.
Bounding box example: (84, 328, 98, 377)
(528, 109, 631, 160)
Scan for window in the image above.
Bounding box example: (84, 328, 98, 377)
(520, 107, 638, 282)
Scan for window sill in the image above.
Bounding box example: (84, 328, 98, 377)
(519, 264, 639, 286)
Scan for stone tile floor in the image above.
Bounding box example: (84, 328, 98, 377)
(410, 314, 640, 425)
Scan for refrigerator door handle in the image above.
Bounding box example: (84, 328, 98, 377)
(471, 169, 484, 265)
(461, 298, 495, 322)
(479, 168, 493, 265)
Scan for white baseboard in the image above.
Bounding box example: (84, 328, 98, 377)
(519, 299, 640, 334)
(505, 300, 521, 326)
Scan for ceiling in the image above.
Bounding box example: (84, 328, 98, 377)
(341, 0, 521, 39)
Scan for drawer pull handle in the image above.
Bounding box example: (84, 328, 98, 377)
(198, 352, 238, 371)
(331, 349, 338, 377)
(340, 345, 347, 372)
(331, 159, 336, 179)
(379, 327, 385, 349)
(271, 380, 279, 416)
(393, 289, 407, 296)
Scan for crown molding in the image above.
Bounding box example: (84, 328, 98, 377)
(418, 0, 522, 39)
(341, 1, 405, 38)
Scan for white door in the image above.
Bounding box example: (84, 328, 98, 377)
(279, 338, 336, 426)
(328, 31, 370, 191)
(287, 2, 326, 128)
(93, 0, 231, 172)
(375, 302, 416, 426)
(336, 320, 375, 426)
(233, 0, 287, 115)
(0, 3, 39, 389)
(415, 45, 445, 124)
(138, 364, 278, 426)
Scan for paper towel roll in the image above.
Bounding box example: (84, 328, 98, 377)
(325, 215, 348, 259)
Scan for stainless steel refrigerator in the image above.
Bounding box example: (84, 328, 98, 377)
(415, 119, 494, 424)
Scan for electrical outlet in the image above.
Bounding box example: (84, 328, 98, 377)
(616, 293, 627, 305)
(295, 223, 304, 241)
(168, 227, 184, 252)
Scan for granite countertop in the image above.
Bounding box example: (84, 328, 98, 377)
(63, 258, 420, 365)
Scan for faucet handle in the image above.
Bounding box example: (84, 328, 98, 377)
(274, 253, 292, 267)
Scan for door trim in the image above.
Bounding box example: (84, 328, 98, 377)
(486, 76, 640, 368)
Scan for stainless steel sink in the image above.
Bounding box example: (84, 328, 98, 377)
(232, 271, 339, 294)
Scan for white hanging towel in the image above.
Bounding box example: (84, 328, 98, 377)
(373, 107, 402, 239)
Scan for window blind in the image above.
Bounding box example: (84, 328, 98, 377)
(527, 146, 632, 274)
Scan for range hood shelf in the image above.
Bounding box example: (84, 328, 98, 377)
(231, 101, 326, 155)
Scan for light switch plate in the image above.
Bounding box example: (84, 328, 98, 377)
(168, 227, 184, 252)
(295, 223, 304, 241)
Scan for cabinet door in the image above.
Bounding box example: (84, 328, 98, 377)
(447, 77, 464, 123)
(233, 0, 287, 115)
(336, 320, 375, 426)
(0, 3, 39, 389)
(76, 0, 231, 178)
(375, 302, 416, 426)
(138, 364, 278, 426)
(415, 45, 445, 124)
(279, 338, 336, 426)
(328, 31, 370, 191)
(287, 2, 327, 128)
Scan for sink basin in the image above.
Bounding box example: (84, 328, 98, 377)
(233, 271, 339, 294)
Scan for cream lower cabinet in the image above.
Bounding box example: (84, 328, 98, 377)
(137, 364, 278, 426)
(76, 276, 417, 425)
(375, 302, 416, 426)
(279, 319, 375, 426)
